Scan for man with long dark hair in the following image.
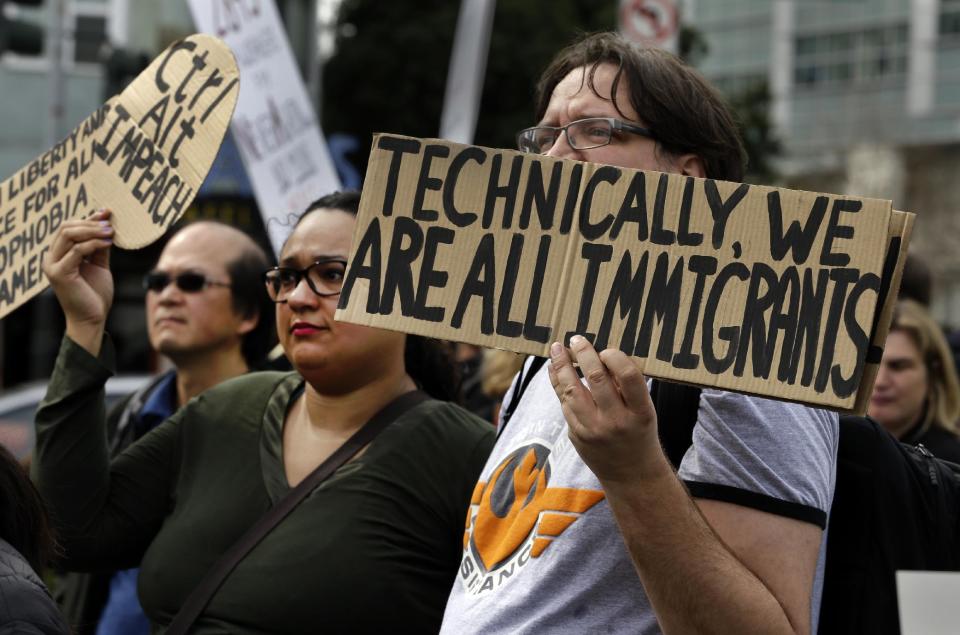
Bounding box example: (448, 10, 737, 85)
(442, 33, 838, 634)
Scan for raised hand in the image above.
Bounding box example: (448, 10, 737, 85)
(547, 335, 668, 485)
(41, 209, 115, 355)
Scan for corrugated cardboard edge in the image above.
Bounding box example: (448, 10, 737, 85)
(847, 209, 915, 415)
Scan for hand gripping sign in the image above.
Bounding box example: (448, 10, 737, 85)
(0, 34, 239, 320)
(336, 134, 914, 413)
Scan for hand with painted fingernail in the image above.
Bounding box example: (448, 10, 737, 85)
(547, 335, 667, 485)
(41, 208, 115, 355)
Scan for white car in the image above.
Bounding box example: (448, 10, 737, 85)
(0, 376, 152, 459)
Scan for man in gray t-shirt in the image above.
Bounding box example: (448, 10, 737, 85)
(441, 33, 838, 634)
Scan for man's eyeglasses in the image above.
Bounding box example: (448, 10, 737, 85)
(516, 117, 655, 154)
(143, 271, 231, 294)
(263, 259, 347, 303)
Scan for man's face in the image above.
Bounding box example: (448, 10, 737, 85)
(539, 63, 702, 176)
(145, 224, 252, 362)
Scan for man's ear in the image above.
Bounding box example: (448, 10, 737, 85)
(236, 311, 259, 337)
(676, 153, 706, 178)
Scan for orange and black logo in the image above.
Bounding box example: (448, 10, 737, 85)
(458, 443, 604, 594)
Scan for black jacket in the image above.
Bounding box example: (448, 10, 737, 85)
(0, 538, 69, 634)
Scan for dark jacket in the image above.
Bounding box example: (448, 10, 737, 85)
(0, 538, 70, 634)
(903, 420, 960, 464)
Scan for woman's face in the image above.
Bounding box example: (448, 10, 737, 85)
(869, 329, 929, 437)
(276, 209, 406, 392)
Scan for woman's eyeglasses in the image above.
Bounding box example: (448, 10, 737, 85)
(263, 259, 347, 303)
(143, 271, 231, 294)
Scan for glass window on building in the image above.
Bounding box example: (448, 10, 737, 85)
(940, 0, 960, 43)
(74, 13, 106, 64)
(710, 73, 766, 97)
(794, 22, 908, 89)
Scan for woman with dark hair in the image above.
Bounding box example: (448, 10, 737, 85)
(32, 192, 494, 633)
(295, 191, 463, 401)
(869, 299, 960, 462)
(0, 444, 69, 634)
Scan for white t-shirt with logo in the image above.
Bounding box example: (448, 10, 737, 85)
(440, 359, 838, 634)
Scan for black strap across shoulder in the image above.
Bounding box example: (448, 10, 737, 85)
(498, 356, 547, 438)
(649, 380, 701, 469)
(166, 389, 429, 635)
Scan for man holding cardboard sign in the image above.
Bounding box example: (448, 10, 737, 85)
(439, 33, 838, 634)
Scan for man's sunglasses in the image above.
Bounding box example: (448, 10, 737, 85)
(142, 271, 231, 293)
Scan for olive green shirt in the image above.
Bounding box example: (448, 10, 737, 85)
(34, 336, 494, 634)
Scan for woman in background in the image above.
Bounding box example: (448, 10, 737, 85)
(869, 299, 960, 462)
(0, 443, 69, 634)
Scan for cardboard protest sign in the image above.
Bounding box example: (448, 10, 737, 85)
(0, 34, 239, 320)
(336, 134, 914, 411)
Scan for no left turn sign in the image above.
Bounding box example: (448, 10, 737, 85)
(619, 0, 680, 52)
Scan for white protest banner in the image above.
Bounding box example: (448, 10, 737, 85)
(187, 0, 342, 256)
(897, 571, 960, 634)
(335, 134, 914, 412)
(0, 34, 239, 320)
(439, 0, 496, 144)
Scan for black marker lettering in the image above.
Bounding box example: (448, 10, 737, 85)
(519, 159, 562, 231)
(831, 272, 880, 398)
(650, 173, 674, 246)
(672, 255, 717, 369)
(451, 233, 497, 334)
(155, 39, 196, 93)
(377, 136, 422, 217)
(563, 242, 612, 344)
(814, 268, 859, 392)
(482, 154, 523, 230)
(677, 176, 703, 247)
(380, 217, 424, 315)
(733, 263, 779, 377)
(609, 172, 648, 241)
(767, 192, 829, 265)
(634, 253, 684, 361)
(760, 266, 800, 380)
(789, 268, 830, 387)
(595, 250, 649, 353)
(704, 180, 749, 248)
(411, 144, 450, 223)
(820, 199, 861, 267)
(412, 226, 454, 322)
(578, 166, 620, 241)
(523, 235, 552, 343)
(496, 233, 525, 338)
(558, 164, 583, 235)
(702, 262, 750, 375)
(442, 147, 485, 227)
(338, 218, 383, 314)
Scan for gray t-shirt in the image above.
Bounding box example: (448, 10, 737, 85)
(440, 359, 838, 634)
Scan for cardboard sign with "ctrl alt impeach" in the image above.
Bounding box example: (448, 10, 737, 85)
(0, 33, 239, 320)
